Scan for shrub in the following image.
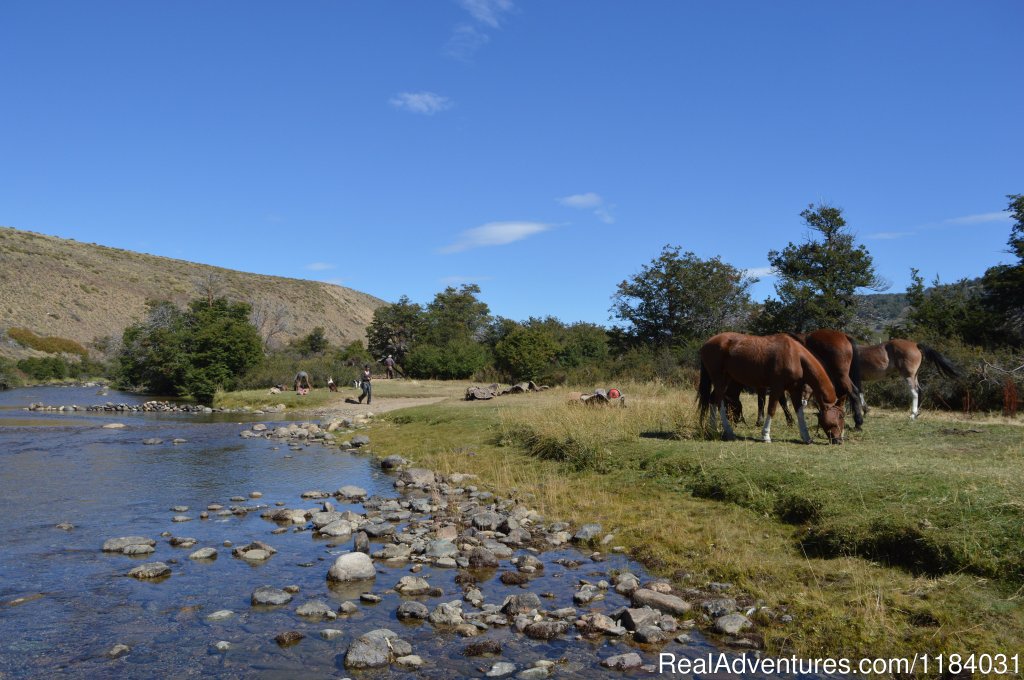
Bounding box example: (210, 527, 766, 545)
(7, 327, 88, 356)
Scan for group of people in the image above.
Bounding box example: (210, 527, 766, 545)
(289, 354, 398, 406)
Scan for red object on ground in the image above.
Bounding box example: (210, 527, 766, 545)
(608, 388, 621, 399)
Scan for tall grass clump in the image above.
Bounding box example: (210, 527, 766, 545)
(499, 384, 699, 471)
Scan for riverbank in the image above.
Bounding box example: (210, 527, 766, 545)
(350, 382, 1023, 667)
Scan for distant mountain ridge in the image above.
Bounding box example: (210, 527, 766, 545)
(0, 226, 384, 358)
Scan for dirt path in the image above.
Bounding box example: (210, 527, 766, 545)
(303, 396, 448, 420)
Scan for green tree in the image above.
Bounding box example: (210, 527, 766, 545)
(610, 245, 756, 347)
(366, 295, 424, 363)
(422, 284, 491, 345)
(494, 325, 560, 381)
(762, 203, 886, 332)
(981, 194, 1024, 346)
(117, 297, 262, 404)
(293, 326, 329, 356)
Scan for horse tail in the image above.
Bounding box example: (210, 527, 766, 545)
(918, 344, 960, 378)
(847, 335, 863, 395)
(697, 362, 712, 424)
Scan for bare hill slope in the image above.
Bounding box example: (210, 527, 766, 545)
(0, 226, 384, 356)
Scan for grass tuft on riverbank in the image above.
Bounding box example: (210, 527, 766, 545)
(365, 383, 1024, 667)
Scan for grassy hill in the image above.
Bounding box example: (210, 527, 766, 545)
(0, 226, 384, 359)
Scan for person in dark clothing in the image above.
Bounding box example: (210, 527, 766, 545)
(385, 354, 396, 379)
(357, 365, 372, 404)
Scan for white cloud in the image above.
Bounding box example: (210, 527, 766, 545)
(441, 221, 550, 253)
(944, 211, 1010, 225)
(458, 0, 514, 28)
(389, 91, 453, 115)
(306, 262, 335, 271)
(445, 24, 490, 58)
(558, 192, 603, 209)
(558, 192, 615, 223)
(446, 0, 514, 59)
(744, 266, 774, 278)
(866, 231, 915, 240)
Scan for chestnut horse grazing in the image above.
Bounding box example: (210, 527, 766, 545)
(857, 339, 959, 419)
(699, 332, 845, 444)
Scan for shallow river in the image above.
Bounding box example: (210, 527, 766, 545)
(0, 386, 832, 679)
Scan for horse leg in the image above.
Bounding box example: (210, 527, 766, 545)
(761, 392, 779, 443)
(860, 389, 870, 415)
(780, 393, 794, 426)
(718, 400, 737, 440)
(791, 386, 812, 444)
(908, 375, 920, 419)
(756, 390, 765, 427)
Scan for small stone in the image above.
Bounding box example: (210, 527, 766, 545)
(128, 562, 170, 579)
(601, 652, 643, 670)
(143, 438, 163, 445)
(630, 588, 691, 615)
(103, 536, 155, 553)
(107, 643, 131, 658)
(206, 610, 235, 622)
(102, 423, 126, 429)
(55, 522, 75, 531)
(171, 515, 191, 523)
(714, 613, 752, 635)
(359, 592, 382, 603)
(251, 586, 292, 606)
(189, 547, 217, 560)
(275, 631, 304, 647)
(487, 662, 517, 677)
(397, 601, 430, 620)
(296, 600, 336, 620)
(320, 628, 344, 640)
(396, 654, 424, 667)
(213, 640, 231, 652)
(572, 523, 602, 542)
(327, 552, 377, 582)
(395, 575, 431, 596)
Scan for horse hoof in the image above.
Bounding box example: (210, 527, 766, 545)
(722, 433, 737, 442)
(761, 437, 771, 444)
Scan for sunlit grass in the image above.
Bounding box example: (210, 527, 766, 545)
(364, 382, 1024, 669)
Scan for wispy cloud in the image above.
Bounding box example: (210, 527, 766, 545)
(306, 262, 335, 271)
(389, 91, 453, 115)
(446, 0, 515, 59)
(441, 221, 550, 254)
(865, 231, 915, 240)
(943, 211, 1010, 226)
(558, 192, 602, 209)
(744, 266, 774, 279)
(558, 192, 615, 223)
(458, 0, 514, 27)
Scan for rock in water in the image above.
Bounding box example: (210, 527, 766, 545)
(344, 629, 412, 669)
(327, 552, 377, 582)
(275, 631, 304, 647)
(251, 586, 293, 606)
(188, 547, 217, 560)
(127, 562, 170, 579)
(102, 536, 155, 553)
(630, 588, 691, 615)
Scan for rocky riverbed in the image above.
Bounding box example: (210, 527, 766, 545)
(0, 386, 815, 679)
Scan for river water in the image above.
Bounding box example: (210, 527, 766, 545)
(0, 386, 830, 679)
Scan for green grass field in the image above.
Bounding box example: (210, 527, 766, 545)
(360, 382, 1023, 669)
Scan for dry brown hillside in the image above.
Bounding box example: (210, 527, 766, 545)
(0, 226, 384, 358)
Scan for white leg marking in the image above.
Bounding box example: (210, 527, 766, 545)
(719, 402, 735, 439)
(796, 404, 811, 443)
(761, 415, 772, 443)
(911, 388, 919, 419)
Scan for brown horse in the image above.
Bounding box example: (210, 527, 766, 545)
(699, 332, 845, 444)
(857, 339, 959, 418)
(733, 329, 864, 430)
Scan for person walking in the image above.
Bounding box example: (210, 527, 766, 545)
(384, 354, 396, 379)
(357, 364, 372, 404)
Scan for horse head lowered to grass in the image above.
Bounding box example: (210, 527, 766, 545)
(698, 332, 845, 444)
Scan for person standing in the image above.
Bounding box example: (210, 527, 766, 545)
(384, 354, 396, 379)
(357, 364, 372, 404)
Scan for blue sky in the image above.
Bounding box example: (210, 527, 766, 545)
(2, 1, 1021, 326)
